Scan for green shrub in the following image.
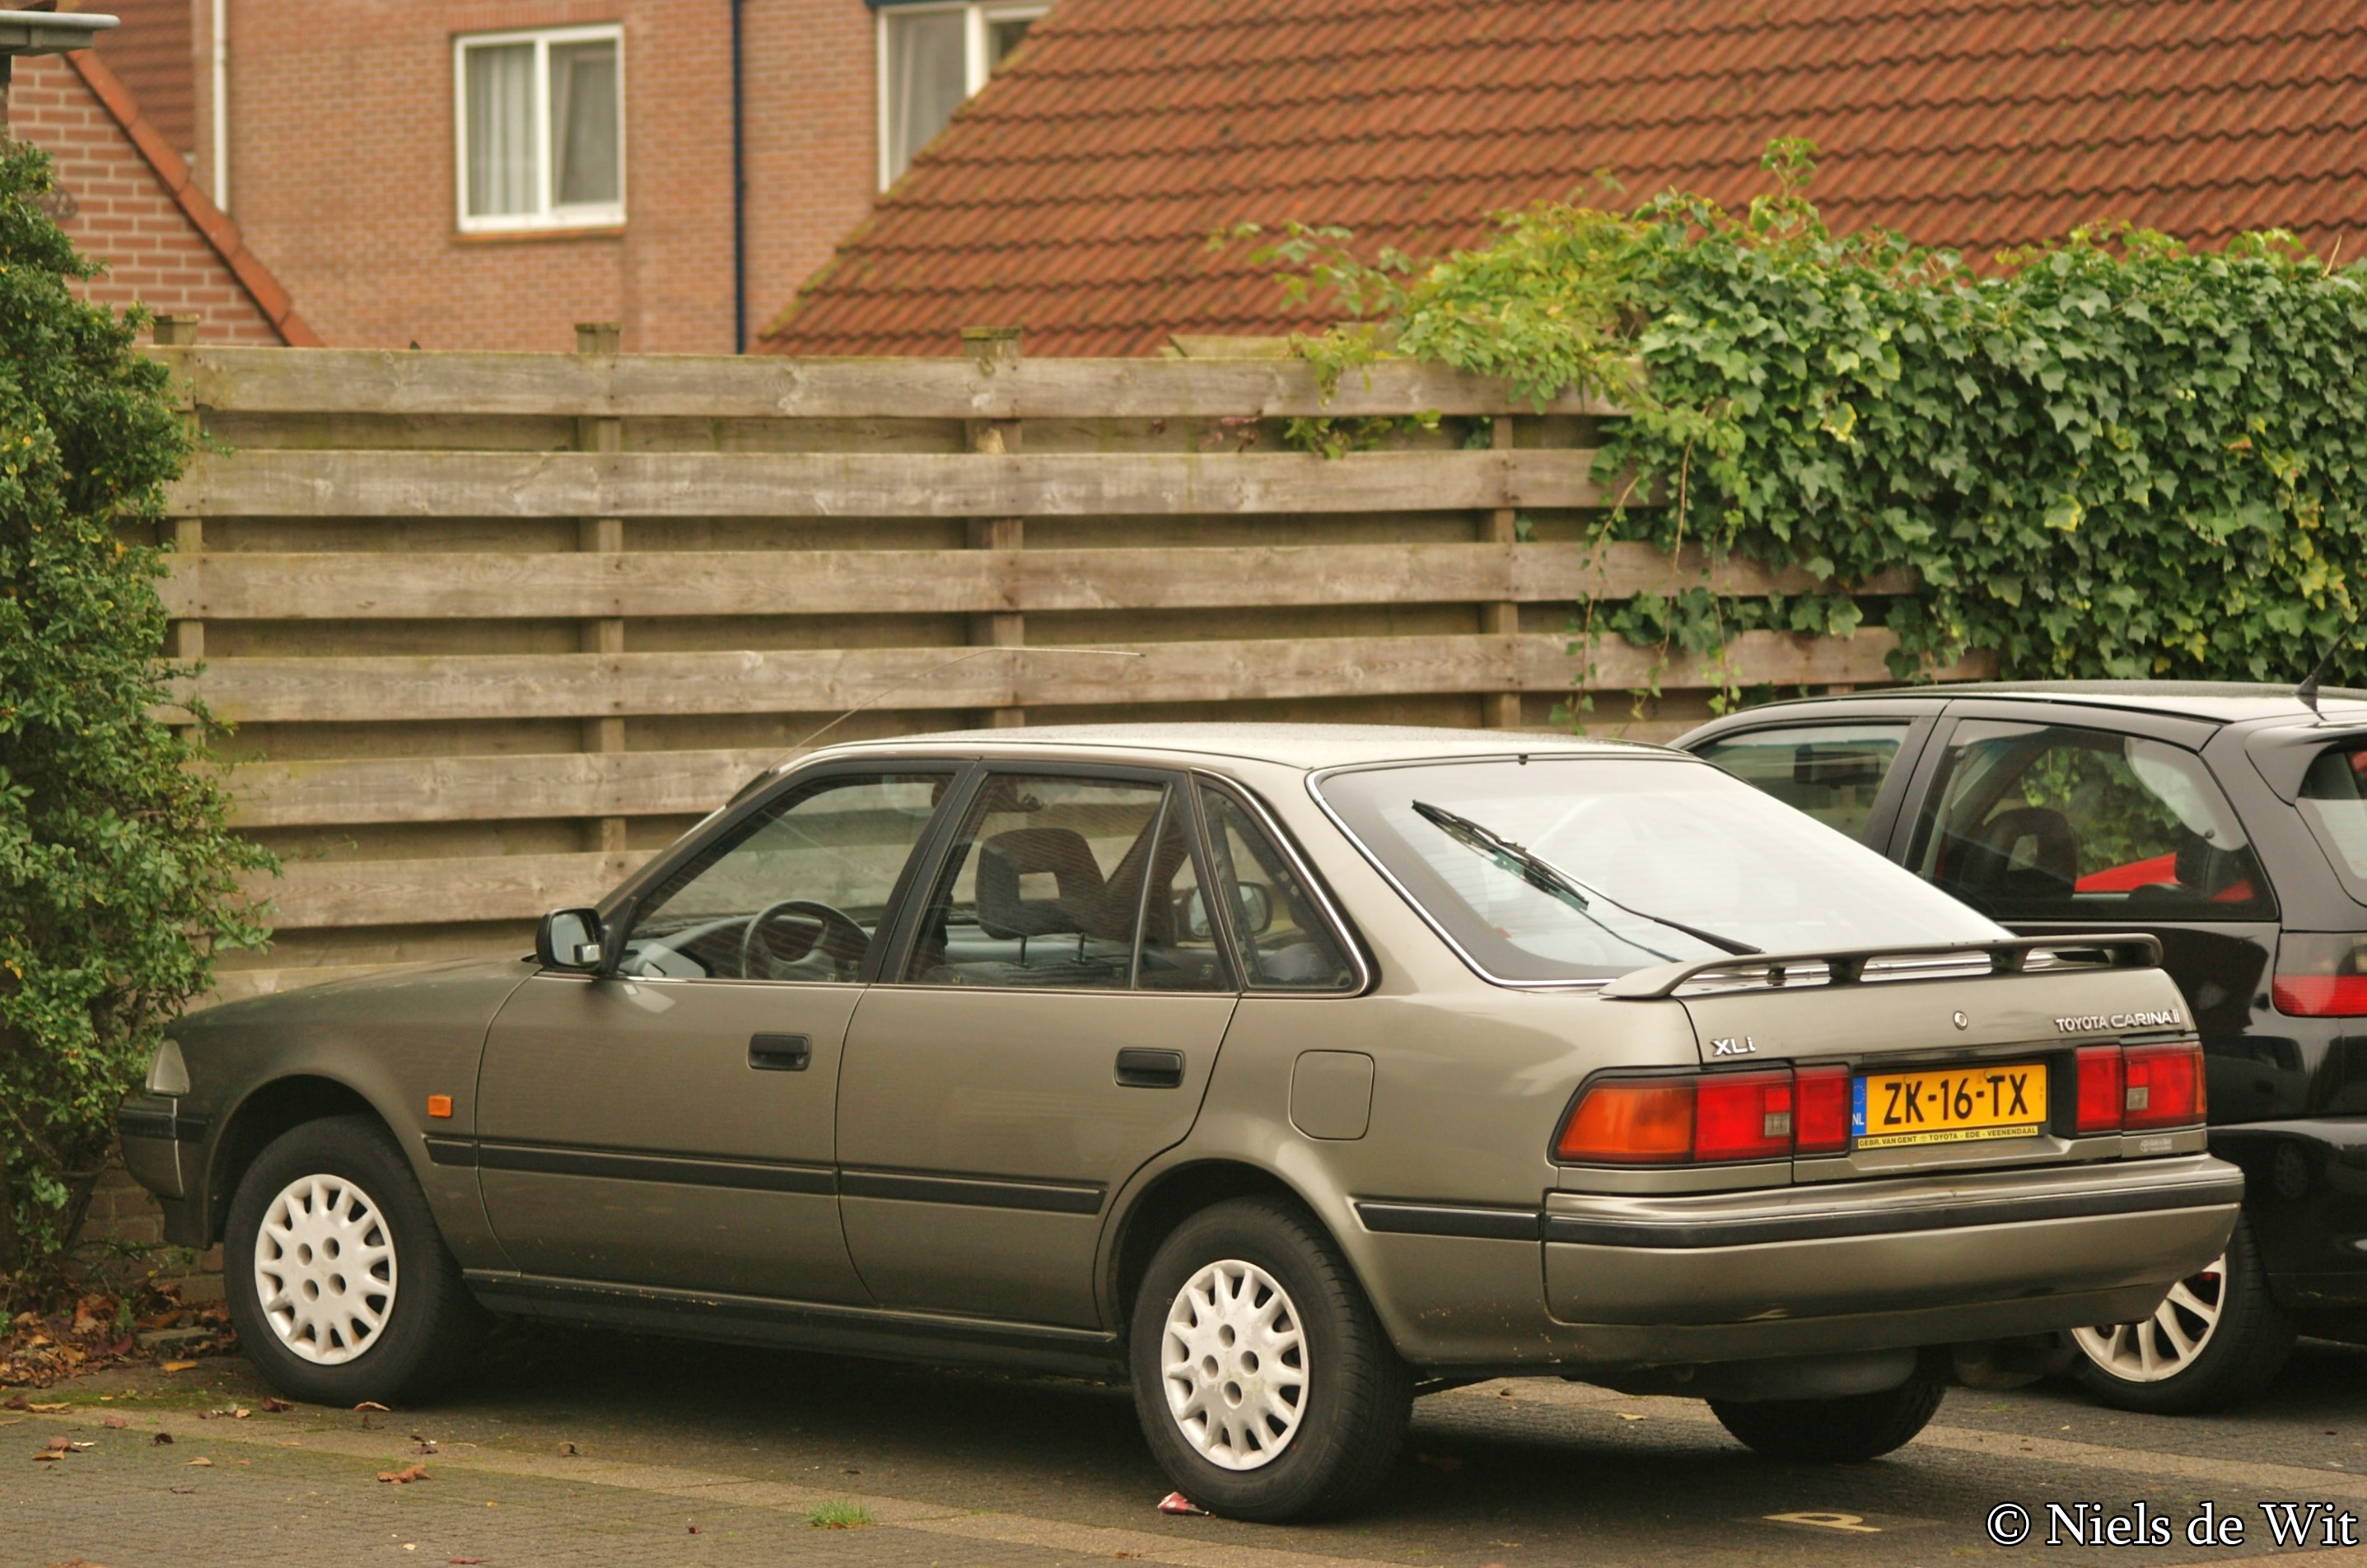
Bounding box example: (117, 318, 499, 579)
(0, 140, 270, 1301)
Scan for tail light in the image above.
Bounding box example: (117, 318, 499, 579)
(2074, 1041, 2206, 1135)
(1556, 1065, 1842, 1165)
(2271, 933, 2367, 1016)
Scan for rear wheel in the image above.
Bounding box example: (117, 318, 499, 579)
(1128, 1197, 1412, 1523)
(224, 1115, 485, 1407)
(2070, 1212, 2292, 1414)
(1710, 1368, 1944, 1463)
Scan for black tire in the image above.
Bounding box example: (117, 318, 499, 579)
(1128, 1197, 1412, 1523)
(1710, 1368, 1945, 1463)
(224, 1115, 486, 1407)
(2070, 1211, 2294, 1415)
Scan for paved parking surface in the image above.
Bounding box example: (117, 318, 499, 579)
(7, 1330, 2366, 1568)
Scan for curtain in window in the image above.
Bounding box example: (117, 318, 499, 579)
(885, 9, 967, 183)
(465, 42, 536, 217)
(550, 40, 621, 209)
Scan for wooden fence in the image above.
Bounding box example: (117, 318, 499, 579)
(148, 338, 1982, 1003)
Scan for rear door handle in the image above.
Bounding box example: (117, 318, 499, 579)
(749, 1033, 812, 1071)
(1114, 1048, 1184, 1089)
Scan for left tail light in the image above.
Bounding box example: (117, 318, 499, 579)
(1557, 1066, 1845, 1165)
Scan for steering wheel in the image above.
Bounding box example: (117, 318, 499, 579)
(738, 899, 871, 980)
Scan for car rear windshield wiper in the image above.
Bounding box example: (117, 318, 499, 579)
(1411, 800, 1762, 958)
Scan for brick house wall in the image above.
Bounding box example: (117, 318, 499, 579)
(9, 49, 312, 344)
(199, 0, 883, 353)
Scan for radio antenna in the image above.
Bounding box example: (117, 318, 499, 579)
(786, 646, 1145, 754)
(2297, 628, 2351, 723)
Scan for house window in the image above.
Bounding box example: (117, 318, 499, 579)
(877, 2, 1045, 188)
(455, 25, 624, 232)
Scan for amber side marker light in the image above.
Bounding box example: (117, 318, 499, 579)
(426, 1094, 453, 1119)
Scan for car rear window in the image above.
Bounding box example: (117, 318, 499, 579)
(1690, 722, 1909, 842)
(1314, 756, 2004, 984)
(2297, 741, 2367, 899)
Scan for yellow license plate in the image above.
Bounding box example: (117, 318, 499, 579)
(1851, 1062, 2047, 1149)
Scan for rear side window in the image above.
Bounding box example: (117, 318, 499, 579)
(1908, 722, 2272, 922)
(1692, 723, 1909, 842)
(1199, 786, 1361, 992)
(2296, 743, 2367, 900)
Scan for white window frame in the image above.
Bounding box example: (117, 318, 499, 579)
(874, 1, 1046, 190)
(453, 22, 628, 235)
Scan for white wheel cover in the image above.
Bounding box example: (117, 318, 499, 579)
(2073, 1253, 2225, 1384)
(1161, 1259, 1309, 1471)
(252, 1173, 399, 1365)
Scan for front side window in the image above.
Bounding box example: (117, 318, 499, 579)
(457, 26, 623, 231)
(1319, 757, 2002, 984)
(902, 773, 1229, 992)
(1692, 722, 1910, 843)
(617, 773, 951, 982)
(1908, 722, 2271, 922)
(878, 2, 1045, 186)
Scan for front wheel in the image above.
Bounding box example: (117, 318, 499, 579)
(224, 1115, 486, 1407)
(1128, 1197, 1412, 1523)
(2070, 1212, 2293, 1414)
(1710, 1368, 1945, 1462)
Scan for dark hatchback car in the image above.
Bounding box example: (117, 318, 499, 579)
(1678, 682, 2367, 1412)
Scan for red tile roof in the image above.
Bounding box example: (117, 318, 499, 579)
(762, 0, 2367, 358)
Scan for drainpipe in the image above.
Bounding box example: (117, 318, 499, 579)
(729, 0, 745, 352)
(209, 0, 226, 207)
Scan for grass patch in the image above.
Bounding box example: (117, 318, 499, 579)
(806, 1498, 873, 1530)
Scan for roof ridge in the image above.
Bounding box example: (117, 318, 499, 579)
(62, 47, 320, 347)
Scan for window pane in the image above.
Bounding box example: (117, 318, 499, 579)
(618, 774, 950, 981)
(1909, 722, 2271, 922)
(465, 43, 538, 217)
(1693, 723, 1907, 842)
(549, 39, 620, 208)
(986, 12, 1036, 66)
(1202, 787, 1357, 991)
(903, 775, 1165, 989)
(1137, 800, 1230, 992)
(884, 8, 968, 182)
(2299, 743, 2367, 899)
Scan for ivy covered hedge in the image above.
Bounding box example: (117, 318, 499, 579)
(1244, 142, 2367, 695)
(0, 142, 268, 1303)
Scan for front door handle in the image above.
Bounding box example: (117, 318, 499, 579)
(1114, 1048, 1184, 1088)
(749, 1033, 812, 1071)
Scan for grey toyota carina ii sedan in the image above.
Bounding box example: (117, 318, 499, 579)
(119, 726, 2238, 1521)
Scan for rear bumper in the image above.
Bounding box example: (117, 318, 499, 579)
(1542, 1154, 2239, 1332)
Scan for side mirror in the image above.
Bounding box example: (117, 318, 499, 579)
(535, 908, 605, 972)
(1233, 881, 1275, 936)
(1174, 887, 1212, 941)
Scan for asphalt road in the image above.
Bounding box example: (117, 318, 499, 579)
(7, 1329, 2367, 1568)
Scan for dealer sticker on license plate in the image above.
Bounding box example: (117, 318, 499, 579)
(1850, 1062, 2047, 1149)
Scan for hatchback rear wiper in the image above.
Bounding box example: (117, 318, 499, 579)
(1411, 800, 1762, 957)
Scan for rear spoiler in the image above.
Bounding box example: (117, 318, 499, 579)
(1599, 932, 2164, 1001)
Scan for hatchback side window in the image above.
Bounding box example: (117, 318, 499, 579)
(616, 772, 953, 981)
(1201, 786, 1360, 991)
(901, 774, 1227, 991)
(1692, 723, 1909, 842)
(1907, 722, 2271, 921)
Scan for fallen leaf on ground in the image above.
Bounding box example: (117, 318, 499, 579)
(259, 1398, 293, 1413)
(159, 1361, 197, 1374)
(554, 1441, 578, 1456)
(32, 1449, 63, 1462)
(376, 1464, 430, 1484)
(26, 1402, 68, 1413)
(170, 1485, 195, 1494)
(1615, 1412, 1646, 1421)
(101, 1416, 125, 1430)
(449, 1558, 485, 1565)
(1156, 1491, 1209, 1517)
(44, 1435, 72, 1450)
(352, 1402, 390, 1413)
(150, 1432, 173, 1445)
(410, 1442, 437, 1455)
(186, 1457, 212, 1467)
(1, 1396, 25, 1411)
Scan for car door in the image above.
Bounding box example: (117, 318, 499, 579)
(1684, 709, 1940, 847)
(1890, 708, 2281, 1072)
(474, 763, 962, 1302)
(835, 765, 1238, 1328)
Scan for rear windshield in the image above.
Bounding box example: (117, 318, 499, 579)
(2298, 742, 2367, 899)
(1316, 756, 2005, 984)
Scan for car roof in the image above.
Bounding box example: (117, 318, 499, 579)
(805, 722, 1670, 772)
(1716, 680, 2367, 728)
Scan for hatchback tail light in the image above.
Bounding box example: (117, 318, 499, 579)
(2073, 1041, 2205, 1135)
(2271, 933, 2367, 1016)
(1555, 1065, 1842, 1165)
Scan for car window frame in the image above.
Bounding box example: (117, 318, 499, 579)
(595, 755, 978, 985)
(1192, 771, 1374, 997)
(1682, 710, 1941, 850)
(871, 758, 1240, 996)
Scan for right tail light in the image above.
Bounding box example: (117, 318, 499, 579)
(2271, 932, 2367, 1016)
(2075, 1041, 2206, 1135)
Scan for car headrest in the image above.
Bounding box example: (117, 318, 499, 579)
(976, 828, 1107, 940)
(1978, 805, 2079, 886)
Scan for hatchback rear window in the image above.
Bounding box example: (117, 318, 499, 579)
(2297, 742, 2367, 900)
(1315, 756, 2003, 984)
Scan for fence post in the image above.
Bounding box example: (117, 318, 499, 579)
(1481, 413, 1522, 728)
(156, 315, 205, 665)
(962, 327, 1025, 729)
(574, 322, 628, 854)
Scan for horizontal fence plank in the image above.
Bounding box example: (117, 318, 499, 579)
(177, 632, 1987, 726)
(163, 448, 1604, 519)
(223, 747, 784, 828)
(250, 850, 652, 929)
(151, 346, 1620, 421)
(161, 542, 1915, 621)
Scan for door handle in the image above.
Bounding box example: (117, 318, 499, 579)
(749, 1033, 812, 1071)
(1114, 1048, 1185, 1089)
